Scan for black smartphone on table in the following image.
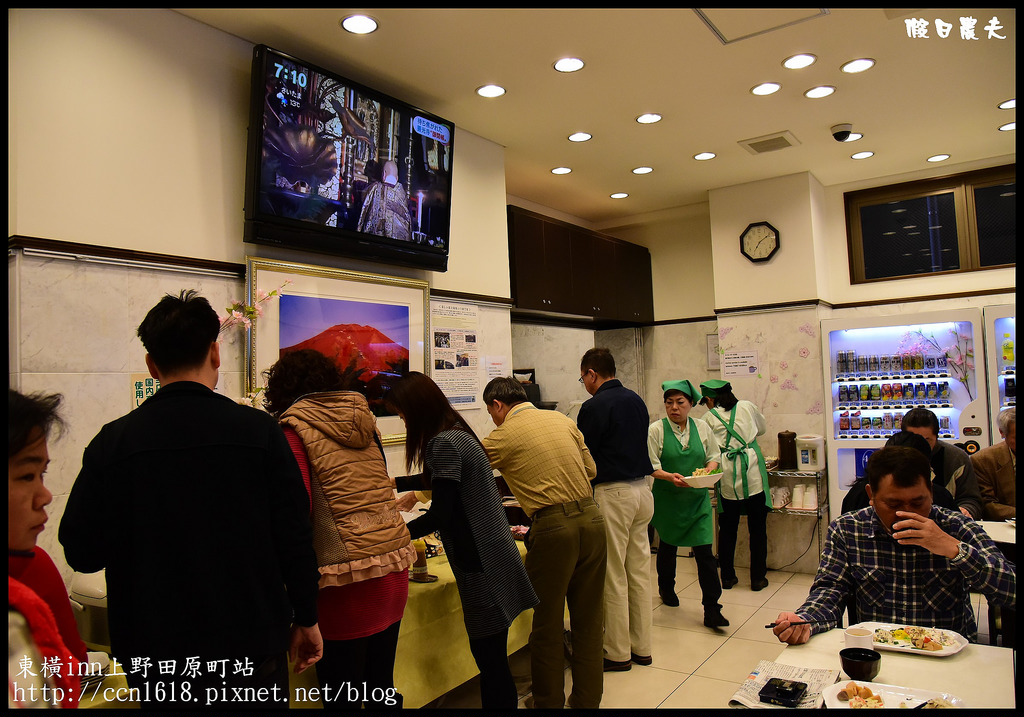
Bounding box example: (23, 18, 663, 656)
(758, 677, 809, 708)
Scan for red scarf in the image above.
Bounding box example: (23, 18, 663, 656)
(8, 576, 81, 708)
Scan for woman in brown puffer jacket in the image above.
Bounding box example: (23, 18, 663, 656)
(263, 349, 414, 710)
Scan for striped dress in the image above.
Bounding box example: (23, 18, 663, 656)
(422, 429, 538, 638)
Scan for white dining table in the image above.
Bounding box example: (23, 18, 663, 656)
(775, 627, 1015, 709)
(979, 519, 1016, 546)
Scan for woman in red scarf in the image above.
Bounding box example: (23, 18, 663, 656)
(9, 390, 82, 708)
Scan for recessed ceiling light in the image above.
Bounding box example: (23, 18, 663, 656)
(568, 132, 592, 142)
(927, 154, 951, 162)
(999, 122, 1015, 131)
(851, 151, 874, 160)
(751, 82, 781, 96)
(632, 166, 653, 175)
(783, 54, 816, 69)
(476, 84, 506, 98)
(843, 133, 864, 142)
(841, 58, 876, 73)
(610, 193, 628, 199)
(998, 99, 1015, 110)
(804, 85, 836, 99)
(636, 113, 662, 124)
(340, 15, 378, 34)
(693, 152, 716, 161)
(551, 167, 572, 175)
(553, 57, 584, 73)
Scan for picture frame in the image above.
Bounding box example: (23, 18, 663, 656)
(246, 256, 429, 445)
(707, 333, 721, 371)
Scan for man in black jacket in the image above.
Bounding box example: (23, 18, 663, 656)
(60, 290, 321, 710)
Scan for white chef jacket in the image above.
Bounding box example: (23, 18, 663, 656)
(701, 400, 767, 500)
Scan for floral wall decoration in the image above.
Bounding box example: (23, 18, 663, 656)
(897, 327, 975, 400)
(219, 280, 291, 406)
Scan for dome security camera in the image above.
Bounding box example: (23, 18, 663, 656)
(831, 123, 853, 142)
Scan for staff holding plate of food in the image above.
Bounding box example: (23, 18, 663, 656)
(646, 379, 728, 628)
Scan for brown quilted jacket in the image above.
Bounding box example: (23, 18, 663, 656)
(280, 392, 414, 586)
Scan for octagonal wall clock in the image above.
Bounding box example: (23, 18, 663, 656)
(740, 221, 780, 263)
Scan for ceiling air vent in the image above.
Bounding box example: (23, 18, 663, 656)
(739, 130, 801, 155)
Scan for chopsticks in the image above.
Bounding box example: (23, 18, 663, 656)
(763, 620, 826, 628)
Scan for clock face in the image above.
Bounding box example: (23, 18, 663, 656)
(740, 222, 780, 263)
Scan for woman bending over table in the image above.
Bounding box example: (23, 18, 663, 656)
(386, 372, 538, 710)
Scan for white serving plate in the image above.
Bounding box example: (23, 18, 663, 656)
(853, 622, 967, 657)
(681, 472, 722, 489)
(823, 680, 966, 709)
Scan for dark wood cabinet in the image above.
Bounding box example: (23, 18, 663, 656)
(507, 206, 653, 324)
(613, 240, 655, 323)
(508, 208, 573, 313)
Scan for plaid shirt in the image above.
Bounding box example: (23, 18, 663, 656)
(798, 506, 1016, 642)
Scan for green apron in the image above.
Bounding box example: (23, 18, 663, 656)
(651, 417, 713, 546)
(707, 407, 773, 514)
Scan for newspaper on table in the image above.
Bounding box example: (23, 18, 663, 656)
(729, 659, 840, 709)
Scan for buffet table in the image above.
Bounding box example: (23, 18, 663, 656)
(81, 543, 533, 709)
(390, 543, 533, 707)
(775, 627, 1016, 709)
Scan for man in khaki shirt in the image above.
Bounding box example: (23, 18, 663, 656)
(481, 377, 606, 710)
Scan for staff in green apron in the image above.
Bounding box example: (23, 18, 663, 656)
(699, 380, 773, 592)
(647, 380, 730, 628)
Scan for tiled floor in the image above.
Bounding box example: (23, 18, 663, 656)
(426, 553, 992, 709)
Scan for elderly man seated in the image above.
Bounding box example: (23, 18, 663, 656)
(972, 407, 1015, 520)
(773, 446, 1015, 645)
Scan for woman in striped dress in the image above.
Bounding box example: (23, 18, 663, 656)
(386, 372, 538, 710)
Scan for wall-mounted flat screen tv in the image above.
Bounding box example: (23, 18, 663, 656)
(244, 45, 454, 271)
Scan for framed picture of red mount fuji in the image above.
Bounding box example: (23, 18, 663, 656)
(245, 256, 429, 444)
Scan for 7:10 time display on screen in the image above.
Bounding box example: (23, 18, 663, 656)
(273, 62, 307, 88)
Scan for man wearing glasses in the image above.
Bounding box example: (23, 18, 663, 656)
(576, 348, 655, 672)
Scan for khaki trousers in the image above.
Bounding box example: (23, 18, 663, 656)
(525, 497, 607, 709)
(594, 479, 654, 662)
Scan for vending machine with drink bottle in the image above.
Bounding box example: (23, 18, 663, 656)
(982, 304, 1015, 437)
(820, 310, 988, 521)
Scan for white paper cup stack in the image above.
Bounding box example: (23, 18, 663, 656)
(802, 485, 818, 510)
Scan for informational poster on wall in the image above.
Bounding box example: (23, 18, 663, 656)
(131, 374, 160, 409)
(722, 350, 761, 379)
(430, 300, 481, 408)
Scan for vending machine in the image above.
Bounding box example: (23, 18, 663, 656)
(820, 309, 988, 520)
(982, 303, 1015, 436)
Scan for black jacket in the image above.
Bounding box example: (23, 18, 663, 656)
(60, 382, 318, 661)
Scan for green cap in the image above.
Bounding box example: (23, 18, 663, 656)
(699, 379, 732, 405)
(661, 379, 699, 405)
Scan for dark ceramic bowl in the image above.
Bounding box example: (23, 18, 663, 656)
(839, 648, 881, 681)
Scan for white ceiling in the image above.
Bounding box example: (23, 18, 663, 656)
(175, 8, 1016, 226)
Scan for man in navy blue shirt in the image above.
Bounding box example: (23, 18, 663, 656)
(577, 348, 655, 672)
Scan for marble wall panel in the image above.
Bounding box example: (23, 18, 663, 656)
(641, 320, 718, 423)
(597, 328, 645, 408)
(510, 323, 596, 414)
(16, 257, 132, 374)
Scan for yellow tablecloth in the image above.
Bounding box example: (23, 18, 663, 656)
(291, 541, 533, 709)
(82, 542, 534, 709)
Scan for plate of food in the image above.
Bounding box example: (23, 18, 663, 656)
(681, 467, 723, 489)
(823, 680, 965, 709)
(854, 622, 967, 657)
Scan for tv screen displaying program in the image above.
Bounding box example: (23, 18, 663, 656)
(244, 45, 454, 271)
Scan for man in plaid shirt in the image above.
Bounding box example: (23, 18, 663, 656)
(774, 446, 1015, 644)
